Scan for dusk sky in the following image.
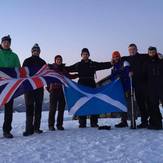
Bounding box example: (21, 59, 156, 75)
(1, 0, 163, 80)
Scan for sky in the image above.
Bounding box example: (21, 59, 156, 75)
(0, 0, 163, 80)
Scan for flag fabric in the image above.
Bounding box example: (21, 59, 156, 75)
(64, 78, 127, 115)
(0, 65, 127, 115)
(0, 65, 66, 107)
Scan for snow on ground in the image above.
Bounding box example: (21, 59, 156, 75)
(0, 111, 163, 163)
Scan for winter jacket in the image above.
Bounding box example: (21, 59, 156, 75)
(67, 59, 112, 87)
(143, 55, 163, 95)
(23, 55, 46, 68)
(122, 53, 148, 87)
(47, 63, 78, 93)
(0, 48, 20, 68)
(110, 60, 130, 92)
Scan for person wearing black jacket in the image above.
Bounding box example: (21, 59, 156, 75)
(67, 48, 112, 128)
(143, 47, 163, 130)
(122, 44, 149, 128)
(22, 44, 46, 136)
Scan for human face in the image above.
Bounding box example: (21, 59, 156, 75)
(81, 52, 89, 61)
(112, 56, 120, 64)
(148, 50, 157, 57)
(128, 46, 137, 56)
(1, 40, 11, 49)
(32, 49, 40, 56)
(55, 57, 62, 65)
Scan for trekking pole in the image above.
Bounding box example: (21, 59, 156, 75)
(129, 73, 136, 129)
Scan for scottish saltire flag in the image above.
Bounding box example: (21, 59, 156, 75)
(0, 65, 66, 108)
(64, 78, 127, 116)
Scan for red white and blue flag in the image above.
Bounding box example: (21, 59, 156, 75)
(0, 65, 66, 107)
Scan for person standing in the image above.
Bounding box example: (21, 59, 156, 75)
(22, 43, 46, 136)
(67, 48, 112, 128)
(144, 47, 163, 129)
(122, 44, 149, 128)
(0, 35, 21, 138)
(48, 55, 66, 131)
(109, 51, 132, 128)
(47, 55, 77, 131)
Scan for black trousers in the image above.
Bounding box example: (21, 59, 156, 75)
(78, 80, 98, 127)
(24, 88, 44, 132)
(79, 115, 98, 127)
(148, 88, 162, 127)
(3, 100, 14, 133)
(48, 91, 65, 128)
(134, 84, 149, 123)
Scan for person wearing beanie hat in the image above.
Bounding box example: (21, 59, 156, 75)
(1, 35, 11, 44)
(67, 48, 112, 128)
(31, 43, 41, 53)
(109, 51, 134, 128)
(22, 43, 46, 136)
(0, 35, 20, 138)
(112, 51, 121, 59)
(81, 48, 90, 56)
(143, 46, 163, 130)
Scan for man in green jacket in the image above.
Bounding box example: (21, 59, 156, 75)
(0, 35, 20, 138)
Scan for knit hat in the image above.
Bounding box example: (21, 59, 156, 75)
(1, 35, 11, 43)
(55, 55, 63, 62)
(148, 46, 157, 52)
(128, 43, 137, 49)
(31, 43, 40, 53)
(81, 48, 90, 56)
(112, 51, 121, 58)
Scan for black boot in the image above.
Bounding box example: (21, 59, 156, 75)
(57, 126, 64, 130)
(49, 126, 55, 131)
(137, 122, 148, 129)
(3, 132, 13, 138)
(79, 125, 86, 128)
(148, 125, 162, 130)
(23, 130, 34, 137)
(34, 129, 43, 134)
(91, 124, 99, 128)
(148, 123, 162, 130)
(115, 121, 128, 128)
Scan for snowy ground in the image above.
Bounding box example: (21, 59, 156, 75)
(0, 111, 163, 163)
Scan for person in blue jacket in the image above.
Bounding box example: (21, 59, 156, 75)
(109, 51, 132, 128)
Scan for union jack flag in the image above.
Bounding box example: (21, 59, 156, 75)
(0, 64, 66, 108)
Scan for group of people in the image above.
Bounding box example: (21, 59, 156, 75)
(0, 35, 162, 139)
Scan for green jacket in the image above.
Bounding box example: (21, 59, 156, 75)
(0, 49, 20, 68)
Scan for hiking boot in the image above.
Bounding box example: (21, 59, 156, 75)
(79, 125, 86, 128)
(137, 122, 148, 129)
(57, 126, 64, 130)
(3, 132, 14, 139)
(23, 130, 34, 137)
(115, 121, 128, 128)
(34, 129, 43, 134)
(148, 124, 162, 130)
(91, 124, 99, 128)
(98, 125, 111, 130)
(49, 126, 55, 131)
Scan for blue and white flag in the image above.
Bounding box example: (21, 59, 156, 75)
(64, 78, 127, 116)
